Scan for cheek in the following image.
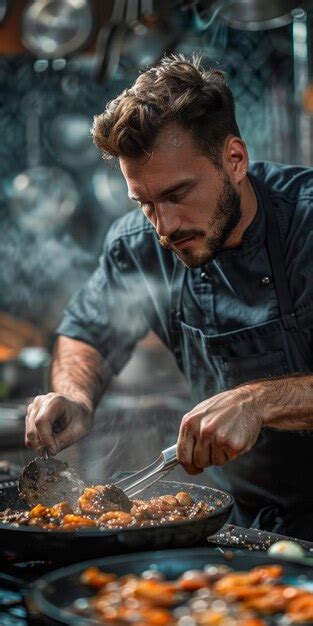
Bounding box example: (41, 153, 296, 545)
(193, 206, 210, 226)
(198, 208, 208, 217)
(189, 191, 214, 221)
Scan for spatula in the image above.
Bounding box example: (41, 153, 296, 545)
(18, 450, 85, 508)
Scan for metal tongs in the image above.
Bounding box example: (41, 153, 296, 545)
(115, 444, 178, 498)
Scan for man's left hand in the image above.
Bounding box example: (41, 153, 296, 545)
(176, 386, 263, 474)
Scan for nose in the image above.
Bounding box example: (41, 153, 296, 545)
(154, 203, 181, 237)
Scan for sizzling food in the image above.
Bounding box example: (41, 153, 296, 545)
(0, 484, 214, 531)
(74, 562, 313, 624)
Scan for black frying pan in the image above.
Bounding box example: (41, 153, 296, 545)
(31, 547, 313, 626)
(0, 480, 233, 563)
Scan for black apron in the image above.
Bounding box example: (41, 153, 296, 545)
(170, 174, 313, 540)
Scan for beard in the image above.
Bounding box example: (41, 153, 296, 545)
(159, 173, 242, 268)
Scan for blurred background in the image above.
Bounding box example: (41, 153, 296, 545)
(0, 0, 312, 483)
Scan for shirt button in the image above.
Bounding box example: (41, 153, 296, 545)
(200, 271, 209, 281)
(261, 275, 271, 286)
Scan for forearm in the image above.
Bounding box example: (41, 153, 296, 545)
(246, 373, 313, 430)
(51, 335, 113, 413)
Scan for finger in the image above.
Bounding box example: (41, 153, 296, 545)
(223, 446, 238, 462)
(28, 395, 45, 412)
(34, 400, 68, 455)
(25, 406, 43, 452)
(25, 434, 38, 450)
(183, 465, 203, 476)
(210, 445, 229, 466)
(177, 411, 200, 465)
(177, 433, 195, 466)
(177, 435, 200, 474)
(193, 437, 212, 469)
(51, 423, 77, 454)
(48, 407, 91, 454)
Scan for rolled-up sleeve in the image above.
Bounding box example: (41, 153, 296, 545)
(56, 231, 150, 375)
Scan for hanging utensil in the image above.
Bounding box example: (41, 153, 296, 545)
(22, 0, 94, 58)
(214, 0, 307, 31)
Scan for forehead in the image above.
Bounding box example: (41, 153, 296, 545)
(120, 124, 210, 193)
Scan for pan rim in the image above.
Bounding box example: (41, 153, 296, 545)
(0, 479, 234, 536)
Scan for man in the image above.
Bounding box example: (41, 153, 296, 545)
(25, 55, 313, 540)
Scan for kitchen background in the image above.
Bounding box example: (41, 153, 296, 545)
(0, 0, 312, 483)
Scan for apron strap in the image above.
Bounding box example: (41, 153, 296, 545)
(169, 259, 187, 363)
(249, 172, 310, 361)
(265, 201, 298, 329)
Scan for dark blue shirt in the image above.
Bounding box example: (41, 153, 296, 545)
(57, 161, 313, 379)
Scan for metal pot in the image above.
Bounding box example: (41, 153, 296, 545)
(22, 0, 94, 58)
(216, 0, 306, 30)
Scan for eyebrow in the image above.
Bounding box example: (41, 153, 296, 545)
(129, 179, 194, 202)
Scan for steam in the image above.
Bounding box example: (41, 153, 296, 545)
(72, 351, 191, 482)
(0, 210, 191, 484)
(57, 267, 190, 482)
(0, 213, 93, 333)
(75, 396, 183, 483)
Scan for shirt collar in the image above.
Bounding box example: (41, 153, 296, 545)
(199, 172, 266, 271)
(241, 172, 266, 253)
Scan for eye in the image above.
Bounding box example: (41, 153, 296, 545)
(167, 191, 186, 204)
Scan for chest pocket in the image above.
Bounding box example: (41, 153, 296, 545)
(178, 319, 290, 400)
(222, 351, 288, 388)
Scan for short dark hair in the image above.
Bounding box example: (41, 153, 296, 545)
(92, 54, 241, 168)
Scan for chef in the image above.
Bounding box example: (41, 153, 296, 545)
(25, 55, 313, 540)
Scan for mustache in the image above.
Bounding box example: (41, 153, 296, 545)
(159, 229, 205, 249)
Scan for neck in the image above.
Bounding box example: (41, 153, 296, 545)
(225, 176, 258, 249)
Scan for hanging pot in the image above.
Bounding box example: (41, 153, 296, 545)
(216, 0, 306, 30)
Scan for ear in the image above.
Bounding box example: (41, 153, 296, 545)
(223, 136, 248, 184)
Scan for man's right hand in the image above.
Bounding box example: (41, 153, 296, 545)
(25, 392, 93, 456)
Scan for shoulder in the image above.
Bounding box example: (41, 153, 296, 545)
(104, 210, 159, 263)
(105, 209, 155, 250)
(103, 209, 175, 274)
(249, 161, 313, 202)
(250, 161, 313, 240)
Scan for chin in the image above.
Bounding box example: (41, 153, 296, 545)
(175, 248, 214, 268)
(176, 255, 212, 269)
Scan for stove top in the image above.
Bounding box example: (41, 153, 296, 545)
(0, 557, 57, 625)
(1, 533, 312, 626)
(0, 545, 256, 626)
(1, 463, 313, 625)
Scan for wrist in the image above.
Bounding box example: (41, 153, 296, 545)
(54, 389, 94, 418)
(71, 396, 93, 417)
(240, 380, 277, 426)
